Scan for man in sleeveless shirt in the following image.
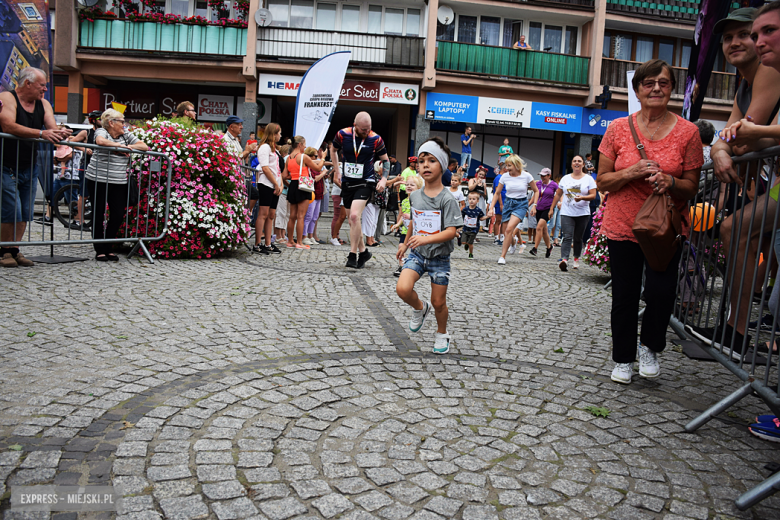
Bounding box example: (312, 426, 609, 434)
(0, 67, 70, 267)
(332, 112, 391, 269)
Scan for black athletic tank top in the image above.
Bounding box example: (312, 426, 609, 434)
(2, 91, 45, 169)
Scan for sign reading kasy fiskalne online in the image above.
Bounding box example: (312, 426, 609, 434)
(259, 75, 419, 105)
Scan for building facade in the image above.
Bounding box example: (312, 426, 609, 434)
(55, 0, 734, 175)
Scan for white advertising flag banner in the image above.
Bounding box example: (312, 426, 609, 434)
(197, 94, 235, 122)
(627, 70, 641, 115)
(294, 51, 351, 150)
(476, 97, 532, 127)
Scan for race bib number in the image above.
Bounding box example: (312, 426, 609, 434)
(344, 162, 364, 179)
(402, 218, 410, 229)
(463, 216, 478, 228)
(412, 208, 442, 236)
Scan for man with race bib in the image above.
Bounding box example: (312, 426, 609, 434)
(332, 112, 390, 269)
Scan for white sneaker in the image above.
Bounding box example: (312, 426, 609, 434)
(638, 345, 660, 378)
(330, 238, 340, 246)
(433, 333, 451, 354)
(508, 244, 516, 255)
(500, 234, 505, 242)
(517, 245, 525, 255)
(611, 362, 633, 384)
(497, 257, 506, 265)
(409, 300, 431, 332)
(573, 258, 580, 269)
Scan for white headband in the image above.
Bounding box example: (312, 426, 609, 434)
(417, 141, 449, 172)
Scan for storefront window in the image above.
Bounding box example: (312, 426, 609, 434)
(480, 16, 500, 46)
(437, 19, 455, 42)
(529, 22, 542, 51)
(385, 8, 403, 35)
(613, 34, 632, 61)
(544, 25, 562, 53)
(368, 5, 382, 34)
(290, 0, 313, 29)
(316, 3, 336, 30)
(565, 26, 577, 54)
(658, 38, 674, 65)
(269, 0, 289, 27)
(341, 4, 360, 32)
(457, 15, 477, 43)
(406, 9, 420, 36)
(502, 19, 522, 48)
(635, 36, 653, 62)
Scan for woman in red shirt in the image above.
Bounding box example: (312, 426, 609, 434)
(597, 59, 703, 385)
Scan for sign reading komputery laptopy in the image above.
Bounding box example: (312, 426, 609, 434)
(293, 51, 352, 150)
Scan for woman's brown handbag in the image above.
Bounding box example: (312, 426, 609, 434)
(628, 115, 682, 272)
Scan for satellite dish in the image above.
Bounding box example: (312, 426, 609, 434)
(77, 0, 100, 7)
(437, 5, 454, 25)
(255, 8, 273, 27)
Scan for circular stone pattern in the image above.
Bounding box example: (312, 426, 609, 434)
(107, 356, 777, 520)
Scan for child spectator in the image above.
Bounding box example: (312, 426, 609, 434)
(396, 137, 463, 354)
(391, 175, 422, 276)
(461, 192, 489, 259)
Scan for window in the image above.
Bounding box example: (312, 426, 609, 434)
(603, 32, 611, 57)
(529, 22, 542, 51)
(681, 41, 692, 69)
(437, 19, 455, 41)
(368, 5, 382, 33)
(659, 38, 674, 64)
(341, 4, 360, 32)
(406, 9, 420, 36)
(565, 26, 577, 54)
(195, 0, 208, 18)
(502, 20, 522, 48)
(635, 36, 653, 62)
(457, 15, 477, 43)
(480, 16, 500, 46)
(316, 3, 336, 30)
(613, 34, 632, 60)
(544, 25, 562, 52)
(170, 0, 189, 16)
(269, 0, 289, 27)
(385, 8, 403, 35)
(290, 0, 313, 28)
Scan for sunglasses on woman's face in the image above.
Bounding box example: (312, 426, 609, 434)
(641, 79, 671, 90)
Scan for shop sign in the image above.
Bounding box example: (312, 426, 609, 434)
(102, 92, 162, 118)
(341, 80, 380, 102)
(425, 92, 478, 123)
(379, 83, 418, 105)
(581, 108, 626, 136)
(197, 94, 234, 122)
(529, 102, 582, 132)
(258, 74, 302, 96)
(476, 97, 531, 127)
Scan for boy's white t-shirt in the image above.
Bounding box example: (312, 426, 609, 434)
(501, 171, 535, 199)
(448, 187, 465, 204)
(559, 174, 597, 217)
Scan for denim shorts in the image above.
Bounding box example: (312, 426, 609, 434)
(502, 197, 528, 223)
(1, 164, 39, 223)
(403, 249, 451, 286)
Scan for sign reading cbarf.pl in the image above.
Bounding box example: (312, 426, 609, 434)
(197, 94, 235, 122)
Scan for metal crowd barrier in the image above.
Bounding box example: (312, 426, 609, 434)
(240, 164, 258, 250)
(0, 132, 172, 264)
(670, 145, 780, 510)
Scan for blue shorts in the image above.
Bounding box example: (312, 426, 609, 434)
(502, 197, 528, 223)
(403, 249, 451, 286)
(1, 164, 40, 223)
(494, 197, 504, 216)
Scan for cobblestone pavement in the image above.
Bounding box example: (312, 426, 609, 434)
(1, 220, 780, 519)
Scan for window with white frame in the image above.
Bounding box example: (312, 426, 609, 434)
(118, 0, 230, 19)
(266, 1, 422, 35)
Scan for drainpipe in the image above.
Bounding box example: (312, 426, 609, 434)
(242, 0, 261, 142)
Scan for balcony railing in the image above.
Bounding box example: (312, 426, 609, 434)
(257, 27, 424, 68)
(600, 58, 736, 102)
(606, 0, 698, 22)
(78, 19, 247, 56)
(436, 41, 590, 86)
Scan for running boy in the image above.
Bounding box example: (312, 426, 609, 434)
(462, 192, 489, 259)
(396, 137, 463, 354)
